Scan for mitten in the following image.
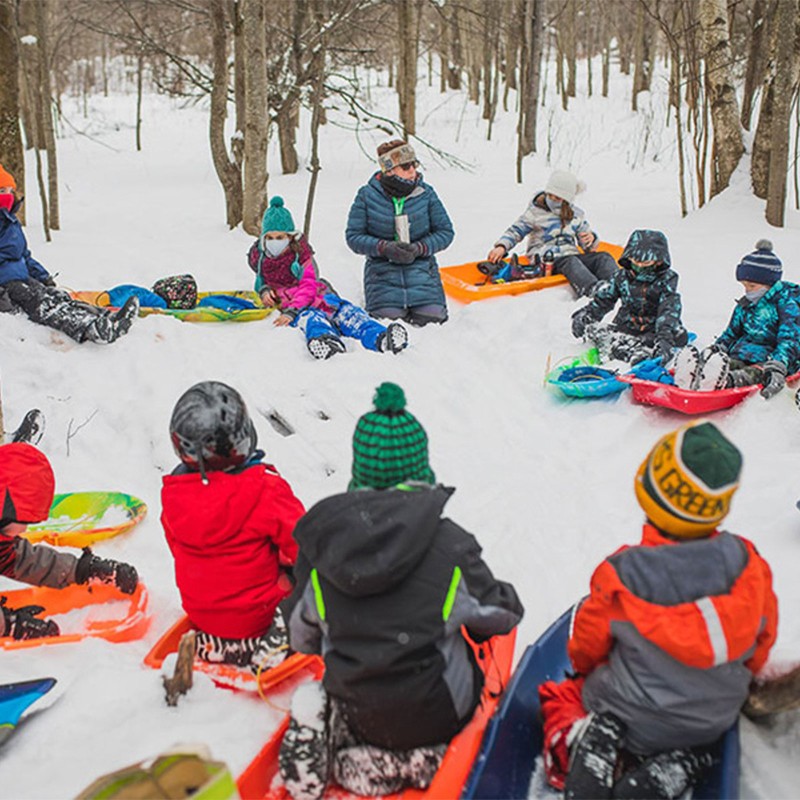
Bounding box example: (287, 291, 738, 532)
(76, 547, 139, 594)
(571, 308, 591, 339)
(380, 241, 416, 265)
(0, 597, 60, 640)
(655, 339, 674, 365)
(411, 241, 428, 257)
(760, 360, 787, 399)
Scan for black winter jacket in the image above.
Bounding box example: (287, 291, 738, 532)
(284, 484, 523, 750)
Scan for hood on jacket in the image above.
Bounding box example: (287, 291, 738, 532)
(0, 443, 55, 525)
(294, 484, 453, 597)
(618, 229, 671, 270)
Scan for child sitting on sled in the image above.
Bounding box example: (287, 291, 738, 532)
(161, 381, 304, 674)
(0, 164, 139, 344)
(540, 420, 777, 800)
(571, 229, 689, 365)
(247, 196, 408, 360)
(485, 169, 618, 297)
(278, 382, 524, 800)
(0, 443, 139, 640)
(672, 240, 800, 396)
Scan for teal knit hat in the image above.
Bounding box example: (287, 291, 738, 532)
(260, 196, 296, 235)
(349, 383, 436, 491)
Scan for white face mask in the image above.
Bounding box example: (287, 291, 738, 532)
(263, 238, 290, 257)
(745, 286, 768, 304)
(545, 196, 563, 214)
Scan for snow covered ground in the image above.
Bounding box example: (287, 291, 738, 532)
(1, 62, 800, 798)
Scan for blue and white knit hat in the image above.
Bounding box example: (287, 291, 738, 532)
(736, 239, 782, 286)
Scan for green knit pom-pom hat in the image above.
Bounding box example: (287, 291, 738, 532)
(349, 383, 436, 491)
(260, 196, 296, 235)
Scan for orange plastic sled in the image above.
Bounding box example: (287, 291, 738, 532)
(0, 582, 150, 650)
(440, 241, 624, 304)
(144, 615, 323, 694)
(236, 629, 517, 800)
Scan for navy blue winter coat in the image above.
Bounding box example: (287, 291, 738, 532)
(714, 281, 800, 370)
(0, 201, 50, 286)
(345, 174, 454, 314)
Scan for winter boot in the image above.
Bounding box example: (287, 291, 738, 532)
(195, 631, 259, 670)
(672, 345, 702, 389)
(564, 711, 626, 800)
(0, 598, 60, 640)
(307, 335, 346, 360)
(85, 296, 139, 343)
(612, 747, 716, 799)
(693, 350, 730, 392)
(334, 742, 446, 795)
(377, 322, 409, 354)
(249, 608, 290, 675)
(75, 547, 139, 594)
(279, 681, 331, 800)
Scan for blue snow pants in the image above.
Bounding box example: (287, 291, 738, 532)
(294, 297, 387, 352)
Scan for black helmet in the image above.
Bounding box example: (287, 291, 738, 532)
(169, 381, 257, 478)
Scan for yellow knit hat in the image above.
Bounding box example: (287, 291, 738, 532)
(634, 420, 742, 538)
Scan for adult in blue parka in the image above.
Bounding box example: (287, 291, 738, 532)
(345, 140, 454, 326)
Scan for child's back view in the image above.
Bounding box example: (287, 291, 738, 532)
(161, 381, 304, 673)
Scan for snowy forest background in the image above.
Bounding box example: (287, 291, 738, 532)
(1, 0, 800, 798)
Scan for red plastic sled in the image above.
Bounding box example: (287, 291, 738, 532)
(143, 615, 322, 694)
(440, 242, 624, 304)
(616, 375, 760, 414)
(0, 582, 150, 650)
(235, 629, 517, 800)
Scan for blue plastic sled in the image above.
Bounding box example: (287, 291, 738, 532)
(461, 608, 740, 799)
(0, 677, 57, 746)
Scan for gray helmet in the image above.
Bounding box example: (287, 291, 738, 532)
(169, 381, 257, 478)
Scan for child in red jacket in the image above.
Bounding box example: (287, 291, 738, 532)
(161, 381, 304, 674)
(540, 420, 777, 800)
(0, 443, 139, 640)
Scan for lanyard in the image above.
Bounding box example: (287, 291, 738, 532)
(392, 196, 406, 216)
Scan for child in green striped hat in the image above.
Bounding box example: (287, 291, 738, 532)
(349, 382, 435, 490)
(278, 382, 523, 799)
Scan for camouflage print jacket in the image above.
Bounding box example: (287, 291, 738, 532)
(714, 281, 800, 371)
(578, 265, 687, 346)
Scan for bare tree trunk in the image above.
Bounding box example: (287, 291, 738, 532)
(209, 0, 242, 229)
(241, 0, 268, 235)
(135, 48, 143, 151)
(231, 0, 246, 139)
(765, 0, 799, 225)
(35, 0, 58, 230)
(632, 0, 645, 111)
(565, 0, 577, 97)
(2, 0, 24, 223)
(277, 101, 299, 174)
(303, 33, 326, 238)
(397, 0, 418, 138)
(699, 0, 744, 197)
(740, 0, 768, 130)
(518, 0, 542, 170)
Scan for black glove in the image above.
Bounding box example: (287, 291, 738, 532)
(379, 241, 417, 265)
(760, 360, 787, 399)
(76, 547, 139, 594)
(0, 287, 14, 313)
(571, 308, 592, 339)
(0, 597, 60, 640)
(40, 275, 57, 288)
(655, 339, 674, 365)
